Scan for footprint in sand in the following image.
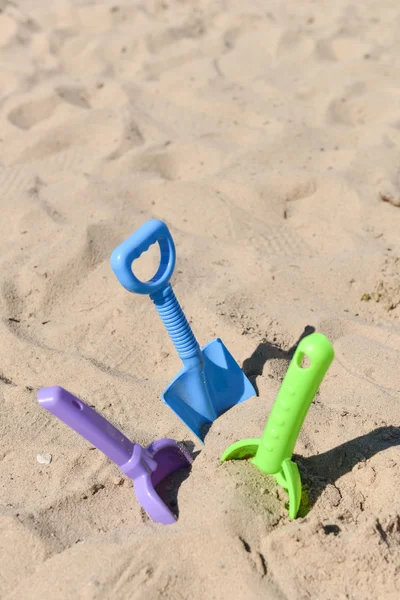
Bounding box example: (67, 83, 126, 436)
(327, 81, 400, 128)
(7, 83, 93, 131)
(145, 18, 206, 54)
(55, 85, 91, 110)
(9, 109, 126, 166)
(7, 96, 60, 130)
(41, 222, 122, 315)
(314, 38, 337, 62)
(276, 29, 315, 61)
(126, 139, 223, 180)
(1, 221, 121, 332)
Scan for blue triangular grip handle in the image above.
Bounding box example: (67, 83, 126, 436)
(110, 220, 201, 365)
(110, 219, 176, 295)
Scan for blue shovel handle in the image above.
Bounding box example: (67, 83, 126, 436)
(111, 220, 201, 363)
(110, 219, 176, 295)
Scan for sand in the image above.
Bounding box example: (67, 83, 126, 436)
(0, 0, 400, 598)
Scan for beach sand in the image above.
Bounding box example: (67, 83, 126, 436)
(0, 1, 399, 598)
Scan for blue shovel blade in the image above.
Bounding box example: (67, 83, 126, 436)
(162, 338, 255, 441)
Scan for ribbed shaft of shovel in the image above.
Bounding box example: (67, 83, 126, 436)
(151, 285, 200, 362)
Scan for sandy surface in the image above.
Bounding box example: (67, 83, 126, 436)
(1, 0, 400, 598)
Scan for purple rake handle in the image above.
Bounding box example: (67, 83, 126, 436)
(38, 386, 193, 525)
(37, 386, 134, 467)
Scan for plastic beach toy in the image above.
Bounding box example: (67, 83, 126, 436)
(221, 332, 334, 519)
(38, 386, 192, 525)
(110, 219, 255, 442)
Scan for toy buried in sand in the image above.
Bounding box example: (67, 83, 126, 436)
(38, 386, 192, 525)
(221, 332, 334, 519)
(110, 219, 255, 443)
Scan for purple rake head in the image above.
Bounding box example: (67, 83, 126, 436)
(119, 438, 192, 524)
(37, 386, 192, 525)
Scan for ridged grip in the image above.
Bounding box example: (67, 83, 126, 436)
(253, 333, 334, 474)
(151, 285, 200, 361)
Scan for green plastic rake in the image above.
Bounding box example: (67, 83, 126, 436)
(221, 332, 334, 519)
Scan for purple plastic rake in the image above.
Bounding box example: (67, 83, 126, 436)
(37, 386, 192, 525)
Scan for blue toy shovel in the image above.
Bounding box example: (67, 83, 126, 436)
(110, 219, 255, 442)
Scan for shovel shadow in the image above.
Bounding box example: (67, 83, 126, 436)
(296, 425, 400, 510)
(242, 325, 316, 396)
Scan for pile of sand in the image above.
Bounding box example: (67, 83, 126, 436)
(0, 0, 399, 598)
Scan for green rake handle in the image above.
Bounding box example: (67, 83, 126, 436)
(253, 332, 334, 475)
